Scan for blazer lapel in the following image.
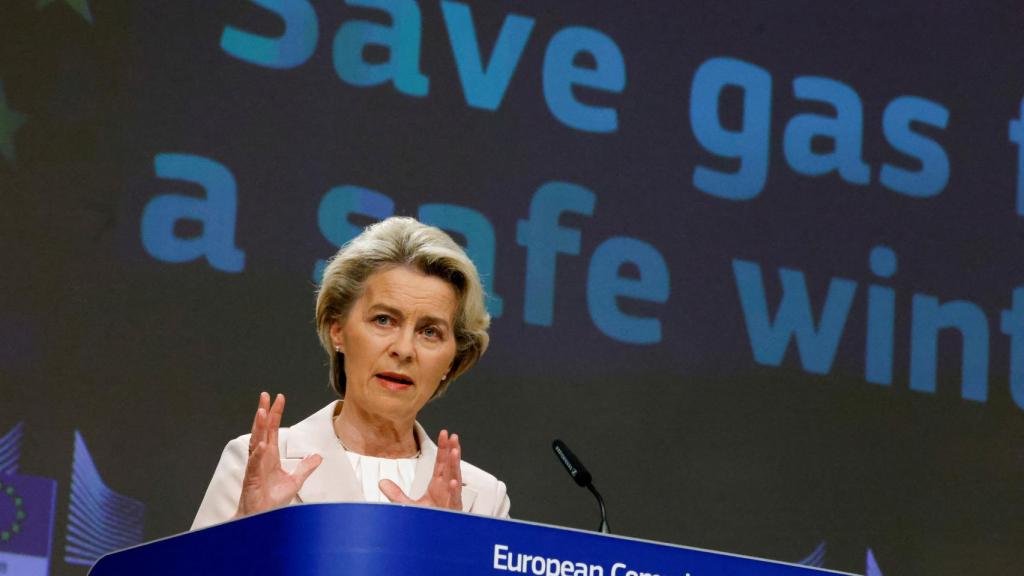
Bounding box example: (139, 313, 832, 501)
(411, 422, 478, 513)
(284, 401, 363, 504)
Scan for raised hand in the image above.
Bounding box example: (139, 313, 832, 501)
(236, 392, 323, 518)
(379, 429, 463, 511)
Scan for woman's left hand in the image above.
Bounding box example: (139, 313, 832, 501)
(379, 429, 462, 510)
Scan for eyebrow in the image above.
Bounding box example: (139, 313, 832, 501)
(368, 303, 452, 329)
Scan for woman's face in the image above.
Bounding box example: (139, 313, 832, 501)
(331, 266, 459, 423)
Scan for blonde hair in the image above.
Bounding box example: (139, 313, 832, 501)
(315, 217, 490, 398)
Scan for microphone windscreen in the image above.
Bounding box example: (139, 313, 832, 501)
(552, 439, 592, 487)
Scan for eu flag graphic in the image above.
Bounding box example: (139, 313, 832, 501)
(0, 423, 58, 576)
(63, 431, 145, 566)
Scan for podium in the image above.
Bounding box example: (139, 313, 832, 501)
(89, 503, 854, 575)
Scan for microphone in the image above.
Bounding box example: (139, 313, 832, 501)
(552, 439, 609, 533)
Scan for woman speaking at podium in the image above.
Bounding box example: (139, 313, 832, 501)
(192, 217, 510, 529)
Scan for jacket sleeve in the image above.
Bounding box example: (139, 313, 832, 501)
(493, 480, 511, 519)
(191, 435, 248, 530)
(461, 460, 511, 519)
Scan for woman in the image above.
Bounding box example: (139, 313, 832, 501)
(192, 217, 509, 529)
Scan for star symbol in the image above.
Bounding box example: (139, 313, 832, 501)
(0, 82, 28, 167)
(36, 0, 93, 24)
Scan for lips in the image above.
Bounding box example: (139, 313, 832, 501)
(376, 372, 414, 386)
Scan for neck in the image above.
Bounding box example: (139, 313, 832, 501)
(333, 401, 419, 458)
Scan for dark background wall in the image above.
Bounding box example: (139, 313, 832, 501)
(2, 1, 1023, 574)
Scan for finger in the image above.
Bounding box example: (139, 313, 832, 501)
(238, 440, 267, 516)
(267, 393, 285, 449)
(291, 453, 322, 486)
(442, 434, 460, 489)
(249, 392, 270, 452)
(243, 440, 267, 483)
(379, 479, 414, 505)
(449, 434, 463, 488)
(436, 429, 448, 458)
(249, 392, 267, 434)
(433, 430, 449, 479)
(445, 447, 460, 508)
(448, 435, 463, 510)
(250, 408, 268, 456)
(449, 478, 462, 511)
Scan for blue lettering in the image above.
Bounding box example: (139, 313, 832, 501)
(587, 237, 669, 344)
(419, 203, 504, 318)
(141, 153, 245, 273)
(733, 259, 855, 374)
(783, 76, 871, 185)
(333, 0, 429, 96)
(1000, 287, 1024, 409)
(516, 181, 596, 326)
(690, 57, 772, 200)
(314, 185, 394, 281)
(866, 246, 898, 385)
(542, 27, 625, 133)
(1008, 97, 1024, 215)
(880, 96, 950, 197)
(910, 295, 989, 402)
(441, 1, 534, 111)
(220, 0, 318, 69)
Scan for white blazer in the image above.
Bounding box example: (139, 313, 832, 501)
(192, 401, 511, 530)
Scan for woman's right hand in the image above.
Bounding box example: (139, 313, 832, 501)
(235, 392, 323, 519)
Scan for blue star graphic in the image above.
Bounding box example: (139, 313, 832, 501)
(0, 82, 28, 166)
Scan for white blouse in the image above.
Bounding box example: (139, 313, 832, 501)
(343, 450, 419, 503)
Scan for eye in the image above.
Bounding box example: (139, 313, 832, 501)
(422, 326, 442, 340)
(373, 314, 392, 326)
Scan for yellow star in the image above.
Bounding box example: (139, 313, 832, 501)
(0, 82, 28, 167)
(36, 0, 93, 24)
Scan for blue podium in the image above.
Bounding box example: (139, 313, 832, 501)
(89, 504, 854, 575)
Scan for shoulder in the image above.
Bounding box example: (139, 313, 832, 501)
(459, 458, 501, 489)
(460, 457, 511, 519)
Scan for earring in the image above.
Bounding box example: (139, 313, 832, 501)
(335, 345, 341, 352)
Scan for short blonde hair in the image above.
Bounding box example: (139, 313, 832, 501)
(315, 216, 490, 398)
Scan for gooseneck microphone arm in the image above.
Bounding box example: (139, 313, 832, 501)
(586, 483, 609, 533)
(552, 439, 610, 534)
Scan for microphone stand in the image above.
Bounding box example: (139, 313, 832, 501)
(586, 483, 610, 533)
(552, 439, 610, 534)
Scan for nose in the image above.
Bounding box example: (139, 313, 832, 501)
(389, 327, 415, 362)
